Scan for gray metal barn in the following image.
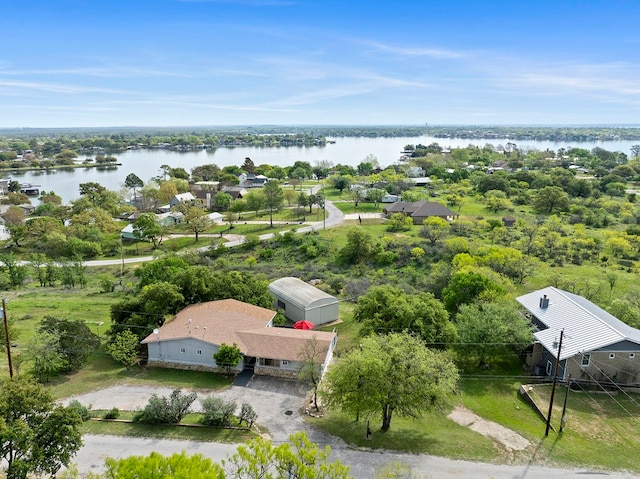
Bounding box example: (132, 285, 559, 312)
(268, 277, 339, 327)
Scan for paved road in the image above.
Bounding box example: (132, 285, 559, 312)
(74, 435, 640, 479)
(63, 381, 640, 478)
(82, 198, 345, 266)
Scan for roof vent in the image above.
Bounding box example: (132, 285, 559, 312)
(539, 294, 549, 309)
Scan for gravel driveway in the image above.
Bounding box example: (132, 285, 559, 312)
(61, 375, 339, 445)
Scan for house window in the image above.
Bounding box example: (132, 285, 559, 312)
(609, 353, 615, 359)
(259, 358, 281, 367)
(630, 353, 636, 359)
(546, 360, 553, 376)
(180, 348, 186, 354)
(277, 300, 286, 310)
(581, 354, 591, 367)
(196, 349, 202, 356)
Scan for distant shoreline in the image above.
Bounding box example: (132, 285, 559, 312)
(0, 163, 121, 174)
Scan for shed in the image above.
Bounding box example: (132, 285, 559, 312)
(269, 277, 339, 326)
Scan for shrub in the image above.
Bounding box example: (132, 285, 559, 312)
(258, 248, 274, 259)
(67, 400, 92, 421)
(238, 403, 258, 428)
(243, 234, 261, 249)
(134, 388, 197, 424)
(200, 397, 237, 427)
(104, 407, 120, 420)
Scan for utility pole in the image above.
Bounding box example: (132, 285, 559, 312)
(2, 298, 14, 378)
(560, 376, 571, 433)
(545, 328, 564, 436)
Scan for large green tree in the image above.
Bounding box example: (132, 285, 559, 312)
(354, 286, 457, 346)
(533, 186, 570, 214)
(133, 213, 164, 247)
(455, 300, 533, 363)
(321, 332, 458, 432)
(124, 173, 144, 199)
(0, 377, 83, 479)
(39, 316, 100, 372)
(263, 180, 284, 227)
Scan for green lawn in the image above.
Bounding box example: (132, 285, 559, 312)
(81, 415, 256, 443)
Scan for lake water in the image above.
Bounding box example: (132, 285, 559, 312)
(8, 135, 639, 204)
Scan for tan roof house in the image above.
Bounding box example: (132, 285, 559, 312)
(141, 299, 337, 379)
(383, 200, 458, 224)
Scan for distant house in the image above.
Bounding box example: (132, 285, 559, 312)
(502, 216, 517, 227)
(222, 186, 248, 200)
(206, 212, 224, 223)
(381, 194, 400, 203)
(169, 192, 196, 208)
(269, 277, 339, 327)
(517, 286, 640, 385)
(141, 299, 338, 379)
(383, 200, 458, 224)
(120, 223, 137, 240)
(238, 174, 268, 188)
(157, 211, 184, 226)
(409, 177, 432, 187)
(192, 182, 220, 210)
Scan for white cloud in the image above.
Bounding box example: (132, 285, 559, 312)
(356, 40, 466, 59)
(0, 80, 136, 95)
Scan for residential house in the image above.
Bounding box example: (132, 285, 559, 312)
(192, 182, 220, 210)
(141, 299, 337, 379)
(238, 174, 268, 188)
(409, 177, 432, 187)
(156, 211, 184, 226)
(120, 223, 136, 240)
(169, 192, 196, 208)
(517, 286, 640, 386)
(382, 200, 458, 224)
(222, 186, 248, 200)
(269, 277, 339, 327)
(502, 216, 517, 227)
(206, 212, 224, 223)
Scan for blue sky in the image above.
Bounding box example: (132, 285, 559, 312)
(2, 0, 640, 128)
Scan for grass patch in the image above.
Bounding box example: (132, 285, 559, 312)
(44, 353, 233, 399)
(312, 377, 640, 471)
(81, 417, 256, 443)
(308, 407, 497, 462)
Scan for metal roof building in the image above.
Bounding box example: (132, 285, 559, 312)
(517, 286, 640, 385)
(269, 277, 339, 327)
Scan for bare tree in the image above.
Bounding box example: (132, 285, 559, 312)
(298, 336, 325, 411)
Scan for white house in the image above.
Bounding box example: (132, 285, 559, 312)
(141, 299, 337, 379)
(268, 277, 339, 327)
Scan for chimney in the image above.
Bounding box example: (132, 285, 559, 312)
(539, 294, 549, 309)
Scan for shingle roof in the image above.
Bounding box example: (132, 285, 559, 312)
(237, 328, 336, 361)
(516, 286, 640, 360)
(140, 299, 336, 360)
(384, 200, 457, 218)
(141, 299, 275, 352)
(268, 277, 338, 310)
